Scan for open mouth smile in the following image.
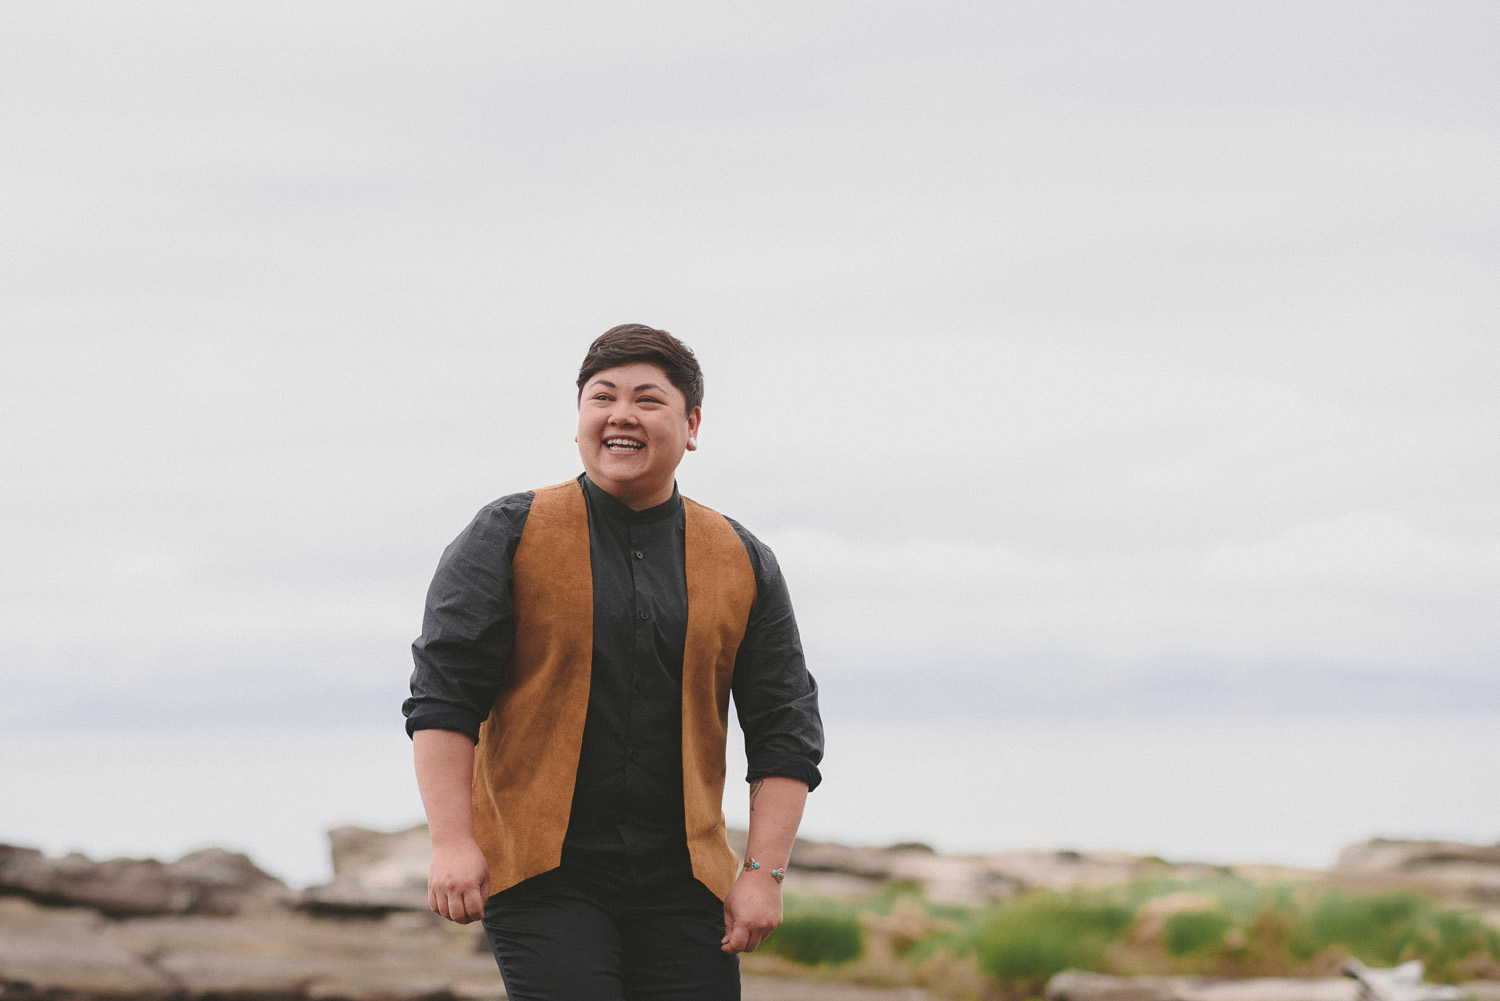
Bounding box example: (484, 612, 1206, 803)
(604, 437, 644, 453)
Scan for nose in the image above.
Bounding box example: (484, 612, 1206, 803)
(607, 400, 638, 425)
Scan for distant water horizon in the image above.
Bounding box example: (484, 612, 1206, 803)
(9, 659, 1500, 732)
(2, 713, 1496, 888)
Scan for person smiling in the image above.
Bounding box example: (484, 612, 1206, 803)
(403, 324, 824, 1001)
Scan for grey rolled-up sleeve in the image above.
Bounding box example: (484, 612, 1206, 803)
(729, 522, 824, 791)
(403, 493, 532, 741)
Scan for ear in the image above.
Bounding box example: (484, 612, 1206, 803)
(685, 406, 702, 451)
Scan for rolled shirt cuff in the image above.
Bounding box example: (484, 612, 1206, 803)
(745, 752, 822, 793)
(402, 700, 483, 742)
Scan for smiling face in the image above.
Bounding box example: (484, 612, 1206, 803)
(576, 361, 701, 510)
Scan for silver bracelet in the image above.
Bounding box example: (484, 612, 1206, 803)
(742, 856, 786, 884)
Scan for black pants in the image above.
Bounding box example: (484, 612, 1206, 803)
(482, 846, 740, 1001)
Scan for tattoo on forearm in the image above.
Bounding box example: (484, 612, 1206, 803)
(749, 779, 763, 812)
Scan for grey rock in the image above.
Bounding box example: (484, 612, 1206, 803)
(108, 909, 503, 1001)
(296, 880, 431, 915)
(0, 893, 503, 1001)
(1337, 842, 1500, 871)
(0, 895, 179, 998)
(3, 889, 946, 1001)
(0, 842, 289, 917)
(297, 823, 432, 914)
(771, 832, 1232, 904)
(328, 824, 433, 886)
(1334, 840, 1500, 903)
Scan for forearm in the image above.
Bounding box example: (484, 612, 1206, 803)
(413, 728, 478, 844)
(744, 775, 808, 874)
(412, 728, 490, 923)
(722, 775, 808, 953)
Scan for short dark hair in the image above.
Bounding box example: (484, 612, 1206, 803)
(576, 324, 704, 413)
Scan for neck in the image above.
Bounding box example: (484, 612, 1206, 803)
(589, 475, 676, 512)
(615, 485, 674, 511)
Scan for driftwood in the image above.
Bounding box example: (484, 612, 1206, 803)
(1047, 967, 1489, 1001)
(1343, 960, 1464, 1001)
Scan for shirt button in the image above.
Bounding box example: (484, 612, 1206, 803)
(634, 550, 644, 559)
(638, 609, 650, 620)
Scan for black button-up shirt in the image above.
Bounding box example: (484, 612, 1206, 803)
(404, 474, 823, 856)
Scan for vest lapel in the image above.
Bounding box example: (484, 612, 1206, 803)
(682, 497, 758, 898)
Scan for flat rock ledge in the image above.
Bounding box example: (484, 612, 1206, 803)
(0, 894, 501, 1001)
(0, 892, 943, 1001)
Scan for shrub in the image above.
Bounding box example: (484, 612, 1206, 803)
(762, 909, 864, 966)
(1281, 888, 1500, 980)
(1422, 907, 1500, 979)
(974, 893, 1136, 983)
(1294, 891, 1423, 965)
(1164, 910, 1233, 956)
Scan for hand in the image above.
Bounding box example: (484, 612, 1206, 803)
(721, 871, 783, 954)
(427, 837, 491, 924)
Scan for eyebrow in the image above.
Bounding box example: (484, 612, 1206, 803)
(587, 379, 668, 393)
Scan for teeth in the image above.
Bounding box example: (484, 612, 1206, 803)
(605, 438, 643, 449)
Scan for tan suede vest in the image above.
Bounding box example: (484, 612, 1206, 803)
(470, 479, 757, 900)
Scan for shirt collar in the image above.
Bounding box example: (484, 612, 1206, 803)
(579, 473, 683, 525)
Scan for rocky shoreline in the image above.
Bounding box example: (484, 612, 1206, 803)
(3, 830, 1499, 1001)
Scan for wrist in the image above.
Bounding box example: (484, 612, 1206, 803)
(430, 831, 479, 851)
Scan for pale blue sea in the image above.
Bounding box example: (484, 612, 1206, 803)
(1, 714, 1496, 887)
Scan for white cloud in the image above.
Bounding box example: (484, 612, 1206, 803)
(767, 513, 1500, 670)
(1205, 513, 1500, 587)
(2, 3, 1497, 689)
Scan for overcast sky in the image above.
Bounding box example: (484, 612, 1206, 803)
(4, 1, 1498, 709)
